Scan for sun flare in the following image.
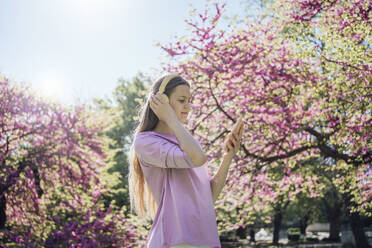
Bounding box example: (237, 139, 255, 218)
(39, 78, 64, 101)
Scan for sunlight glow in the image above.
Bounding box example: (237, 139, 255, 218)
(39, 78, 65, 101)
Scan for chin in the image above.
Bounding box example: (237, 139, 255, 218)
(180, 117, 187, 124)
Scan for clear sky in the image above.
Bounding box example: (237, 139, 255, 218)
(0, 0, 248, 105)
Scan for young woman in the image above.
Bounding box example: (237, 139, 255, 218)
(128, 74, 244, 248)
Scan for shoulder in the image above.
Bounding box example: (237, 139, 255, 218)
(134, 132, 157, 145)
(135, 131, 167, 140)
(134, 131, 170, 148)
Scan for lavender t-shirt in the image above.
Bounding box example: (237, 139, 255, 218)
(134, 131, 221, 248)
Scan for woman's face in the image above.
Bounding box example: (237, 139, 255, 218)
(169, 85, 191, 124)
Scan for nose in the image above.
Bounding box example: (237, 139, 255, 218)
(185, 102, 191, 112)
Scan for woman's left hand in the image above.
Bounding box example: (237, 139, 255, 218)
(223, 117, 244, 156)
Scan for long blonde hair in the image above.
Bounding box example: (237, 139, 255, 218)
(128, 75, 190, 219)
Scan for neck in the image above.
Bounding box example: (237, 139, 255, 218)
(153, 120, 174, 135)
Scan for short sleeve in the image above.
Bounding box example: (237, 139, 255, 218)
(134, 133, 195, 169)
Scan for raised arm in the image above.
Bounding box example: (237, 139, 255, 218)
(210, 118, 244, 203)
(165, 114, 207, 167)
(149, 92, 207, 167)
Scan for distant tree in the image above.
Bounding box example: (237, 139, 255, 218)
(93, 72, 151, 213)
(284, 192, 324, 235)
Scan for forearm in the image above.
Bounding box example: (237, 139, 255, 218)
(166, 116, 207, 166)
(210, 153, 234, 204)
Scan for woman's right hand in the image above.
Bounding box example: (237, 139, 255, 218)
(149, 92, 177, 123)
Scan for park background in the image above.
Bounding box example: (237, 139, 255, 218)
(0, 0, 371, 247)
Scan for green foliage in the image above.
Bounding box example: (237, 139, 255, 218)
(288, 227, 300, 235)
(288, 227, 301, 242)
(92, 72, 151, 213)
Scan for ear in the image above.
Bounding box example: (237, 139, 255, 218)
(161, 94, 169, 103)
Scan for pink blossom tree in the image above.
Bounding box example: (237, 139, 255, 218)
(160, 1, 371, 246)
(0, 77, 138, 247)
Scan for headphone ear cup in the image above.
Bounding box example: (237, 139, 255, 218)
(161, 94, 169, 103)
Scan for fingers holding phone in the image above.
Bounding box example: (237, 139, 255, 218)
(224, 117, 244, 156)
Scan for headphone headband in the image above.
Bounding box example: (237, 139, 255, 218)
(158, 74, 179, 94)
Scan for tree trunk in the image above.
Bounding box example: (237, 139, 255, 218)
(344, 191, 370, 248)
(350, 212, 369, 248)
(273, 210, 282, 245)
(0, 194, 6, 229)
(329, 212, 341, 242)
(327, 202, 341, 242)
(322, 196, 342, 242)
(299, 214, 309, 235)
